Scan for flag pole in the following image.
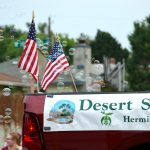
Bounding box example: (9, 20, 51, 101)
(29, 76, 34, 93)
(32, 11, 39, 93)
(37, 77, 39, 93)
(69, 69, 78, 92)
(32, 11, 35, 19)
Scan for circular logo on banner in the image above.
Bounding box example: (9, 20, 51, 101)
(47, 100, 75, 124)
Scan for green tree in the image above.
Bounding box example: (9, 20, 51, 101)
(38, 23, 47, 34)
(127, 15, 150, 91)
(90, 30, 129, 63)
(0, 25, 24, 62)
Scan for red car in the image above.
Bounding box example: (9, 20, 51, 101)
(22, 93, 150, 150)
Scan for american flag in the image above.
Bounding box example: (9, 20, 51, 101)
(18, 19, 39, 81)
(41, 41, 69, 90)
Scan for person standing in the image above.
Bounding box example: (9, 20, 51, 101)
(1, 132, 22, 150)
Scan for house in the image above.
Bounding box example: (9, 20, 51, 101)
(0, 58, 30, 93)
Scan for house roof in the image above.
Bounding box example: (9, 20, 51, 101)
(0, 58, 30, 87)
(0, 58, 21, 80)
(0, 50, 48, 86)
(0, 72, 21, 82)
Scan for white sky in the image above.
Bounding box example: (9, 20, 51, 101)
(0, 0, 150, 49)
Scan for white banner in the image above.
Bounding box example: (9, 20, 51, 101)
(43, 93, 150, 132)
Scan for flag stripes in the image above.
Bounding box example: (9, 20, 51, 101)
(18, 19, 39, 82)
(41, 54, 69, 90)
(18, 39, 38, 81)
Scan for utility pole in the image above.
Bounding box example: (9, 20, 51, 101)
(48, 17, 51, 38)
(48, 17, 52, 53)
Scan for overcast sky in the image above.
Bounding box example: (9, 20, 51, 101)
(0, 0, 150, 49)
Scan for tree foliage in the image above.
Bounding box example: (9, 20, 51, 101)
(90, 30, 129, 63)
(0, 25, 24, 62)
(127, 15, 150, 91)
(38, 23, 47, 34)
(0, 24, 76, 64)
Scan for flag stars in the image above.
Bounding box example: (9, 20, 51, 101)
(28, 19, 36, 41)
(48, 42, 64, 62)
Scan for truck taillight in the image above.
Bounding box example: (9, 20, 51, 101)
(22, 113, 43, 149)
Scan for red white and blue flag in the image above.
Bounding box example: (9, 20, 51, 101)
(41, 41, 69, 90)
(18, 19, 39, 81)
